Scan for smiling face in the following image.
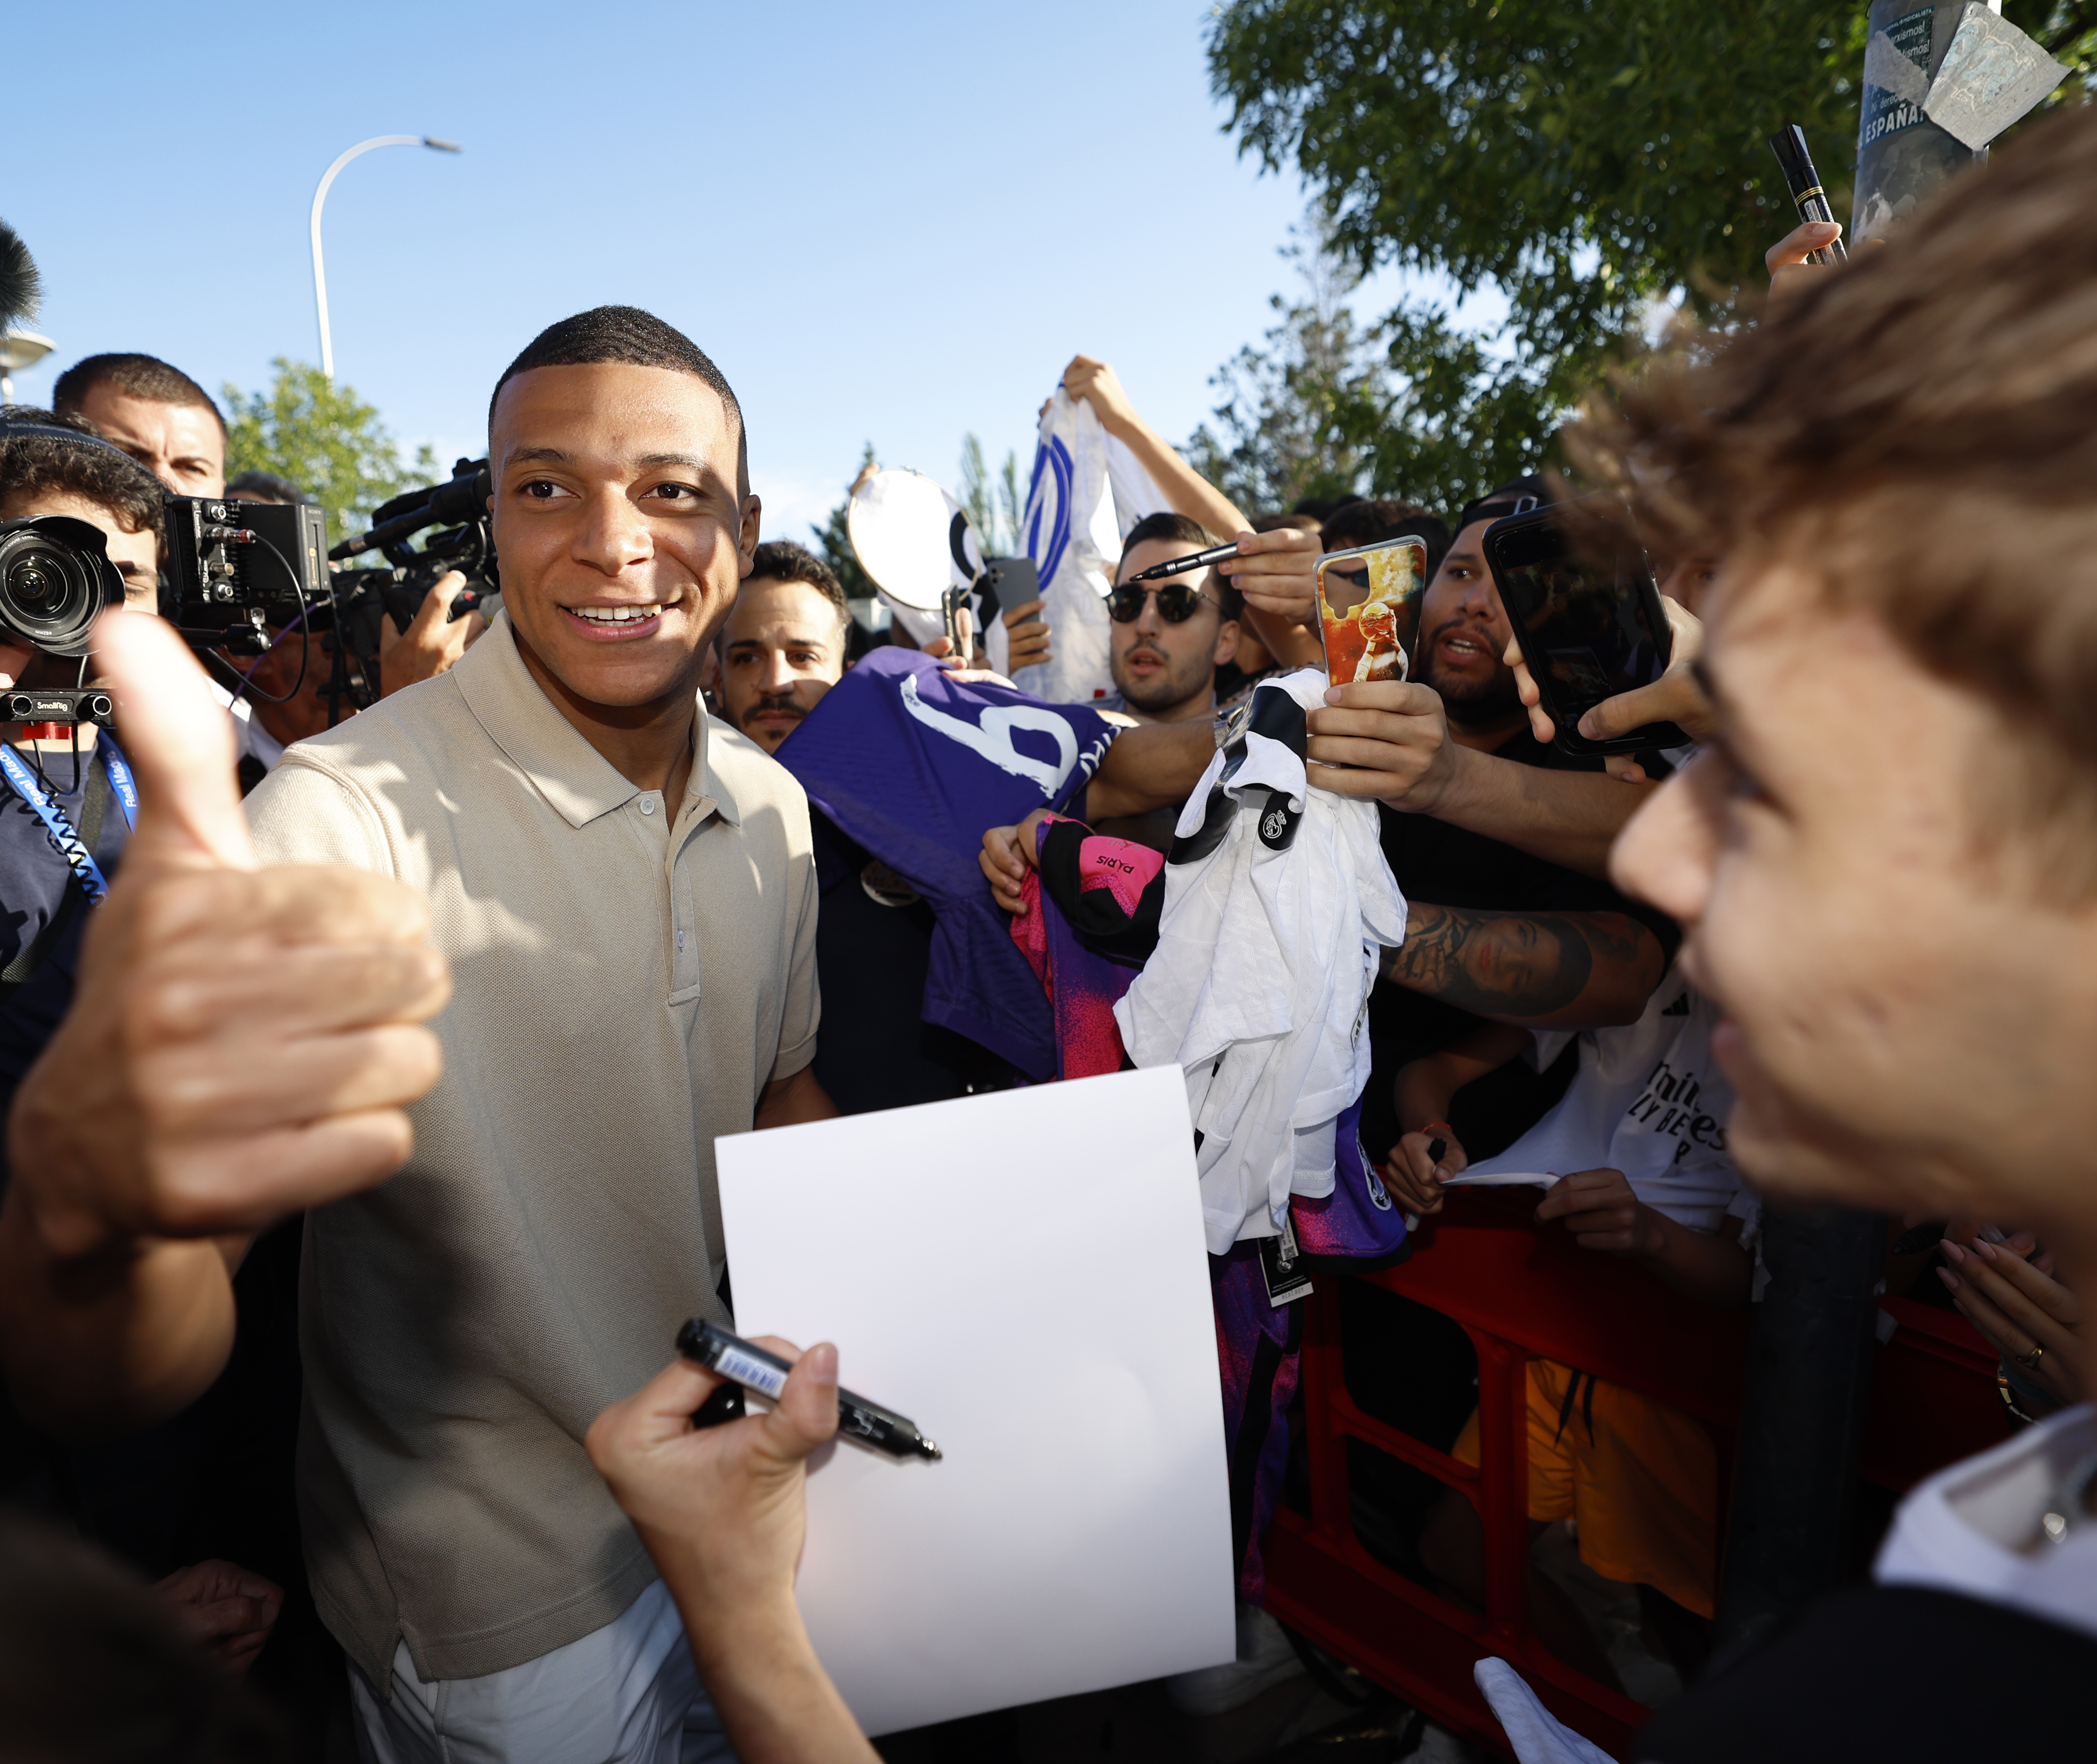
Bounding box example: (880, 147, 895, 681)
(1414, 519, 1520, 727)
(1109, 538, 1239, 721)
(718, 577, 847, 753)
(71, 385, 225, 497)
(489, 362, 759, 721)
(1612, 558, 2097, 1238)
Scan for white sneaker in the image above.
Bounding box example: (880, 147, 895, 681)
(1164, 1604, 1305, 1716)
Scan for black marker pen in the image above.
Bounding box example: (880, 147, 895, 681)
(1126, 540, 1240, 582)
(1768, 125, 1849, 265)
(676, 1318, 943, 1462)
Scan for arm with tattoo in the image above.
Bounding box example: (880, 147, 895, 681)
(1382, 905, 1663, 1029)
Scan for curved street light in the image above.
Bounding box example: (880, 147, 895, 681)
(310, 134, 463, 380)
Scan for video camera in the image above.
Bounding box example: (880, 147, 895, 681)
(0, 416, 340, 721)
(330, 456, 497, 631)
(0, 432, 500, 727)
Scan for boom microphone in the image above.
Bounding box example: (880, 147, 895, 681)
(0, 220, 42, 341)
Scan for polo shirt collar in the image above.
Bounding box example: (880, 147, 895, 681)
(453, 612, 739, 830)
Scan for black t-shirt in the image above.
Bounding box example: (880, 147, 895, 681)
(0, 741, 131, 1180)
(1363, 726, 1680, 1160)
(809, 813, 1013, 1115)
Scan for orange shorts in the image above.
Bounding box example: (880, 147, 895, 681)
(1452, 1357, 1719, 1619)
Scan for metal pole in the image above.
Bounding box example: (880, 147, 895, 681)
(309, 135, 463, 379)
(1713, 1203, 1885, 1654)
(1852, 0, 1995, 242)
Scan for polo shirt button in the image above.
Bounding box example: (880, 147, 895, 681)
(639, 798, 656, 815)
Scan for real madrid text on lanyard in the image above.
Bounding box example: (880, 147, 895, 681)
(0, 737, 140, 907)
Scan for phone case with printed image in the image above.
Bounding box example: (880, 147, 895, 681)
(1316, 536, 1429, 691)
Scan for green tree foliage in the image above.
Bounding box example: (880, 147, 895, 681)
(1188, 223, 1392, 515)
(813, 442, 877, 600)
(1205, 1, 2094, 500)
(959, 434, 1027, 556)
(223, 357, 438, 540)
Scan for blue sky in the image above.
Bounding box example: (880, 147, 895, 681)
(4, 0, 1472, 544)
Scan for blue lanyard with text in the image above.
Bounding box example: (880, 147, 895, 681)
(0, 738, 140, 908)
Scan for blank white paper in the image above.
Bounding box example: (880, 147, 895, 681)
(714, 1064, 1236, 1736)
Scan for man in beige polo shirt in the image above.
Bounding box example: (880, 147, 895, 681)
(245, 306, 835, 1762)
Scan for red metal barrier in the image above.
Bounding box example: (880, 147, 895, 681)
(1262, 1188, 2010, 1759)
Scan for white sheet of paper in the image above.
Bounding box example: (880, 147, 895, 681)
(715, 1065, 1235, 1736)
(1441, 1170, 1556, 1189)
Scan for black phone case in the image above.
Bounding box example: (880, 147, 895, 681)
(1482, 510, 1689, 758)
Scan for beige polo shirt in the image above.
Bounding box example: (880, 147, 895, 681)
(245, 613, 818, 1688)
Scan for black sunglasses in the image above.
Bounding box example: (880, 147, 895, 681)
(1107, 580, 1215, 624)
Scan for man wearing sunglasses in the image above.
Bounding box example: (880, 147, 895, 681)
(1098, 512, 1243, 726)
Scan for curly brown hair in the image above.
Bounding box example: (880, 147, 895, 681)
(0, 406, 166, 557)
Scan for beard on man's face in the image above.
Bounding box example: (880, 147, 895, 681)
(1416, 617, 1521, 722)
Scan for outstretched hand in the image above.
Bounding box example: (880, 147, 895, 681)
(1216, 525, 1320, 625)
(153, 1560, 282, 1676)
(588, 1338, 840, 1637)
(1501, 594, 1715, 765)
(1535, 1169, 1663, 1256)
(981, 807, 1052, 914)
(379, 570, 487, 697)
(1767, 219, 1844, 304)
(1941, 1234, 2085, 1409)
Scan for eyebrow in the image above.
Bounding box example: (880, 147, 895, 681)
(503, 446, 717, 474)
(724, 631, 830, 652)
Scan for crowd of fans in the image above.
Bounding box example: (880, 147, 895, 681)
(0, 103, 2094, 1764)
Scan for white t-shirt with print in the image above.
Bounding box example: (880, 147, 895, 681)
(1451, 964, 1747, 1233)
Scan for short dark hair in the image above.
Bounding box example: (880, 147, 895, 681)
(52, 352, 225, 437)
(1119, 511, 1243, 622)
(0, 405, 166, 556)
(225, 468, 305, 505)
(1323, 498, 1453, 580)
(745, 539, 849, 632)
(489, 306, 747, 491)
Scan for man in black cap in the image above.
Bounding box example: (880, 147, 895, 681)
(1311, 473, 1683, 1199)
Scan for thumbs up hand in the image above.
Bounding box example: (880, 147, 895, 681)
(5, 610, 450, 1258)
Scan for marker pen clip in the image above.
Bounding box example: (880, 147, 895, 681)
(676, 1318, 943, 1462)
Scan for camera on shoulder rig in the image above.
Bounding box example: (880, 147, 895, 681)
(0, 425, 500, 727)
(330, 456, 498, 633)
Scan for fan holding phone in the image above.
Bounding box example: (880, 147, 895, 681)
(1480, 502, 1692, 760)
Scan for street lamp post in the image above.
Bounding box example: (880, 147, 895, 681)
(309, 134, 463, 380)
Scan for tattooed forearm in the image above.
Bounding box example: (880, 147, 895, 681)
(1381, 905, 1659, 1025)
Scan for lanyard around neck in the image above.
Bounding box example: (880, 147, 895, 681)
(0, 740, 140, 907)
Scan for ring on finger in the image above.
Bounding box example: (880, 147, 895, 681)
(2020, 1345, 2046, 1372)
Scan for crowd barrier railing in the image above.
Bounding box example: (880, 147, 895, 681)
(1261, 1186, 2009, 1759)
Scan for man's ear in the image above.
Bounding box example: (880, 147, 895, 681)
(1212, 617, 1242, 668)
(738, 494, 762, 576)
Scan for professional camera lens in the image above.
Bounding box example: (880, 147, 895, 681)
(0, 517, 126, 656)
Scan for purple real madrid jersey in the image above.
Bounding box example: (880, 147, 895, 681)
(776, 649, 1116, 1080)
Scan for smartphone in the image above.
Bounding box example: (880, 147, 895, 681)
(1482, 506, 1688, 757)
(1316, 536, 1429, 690)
